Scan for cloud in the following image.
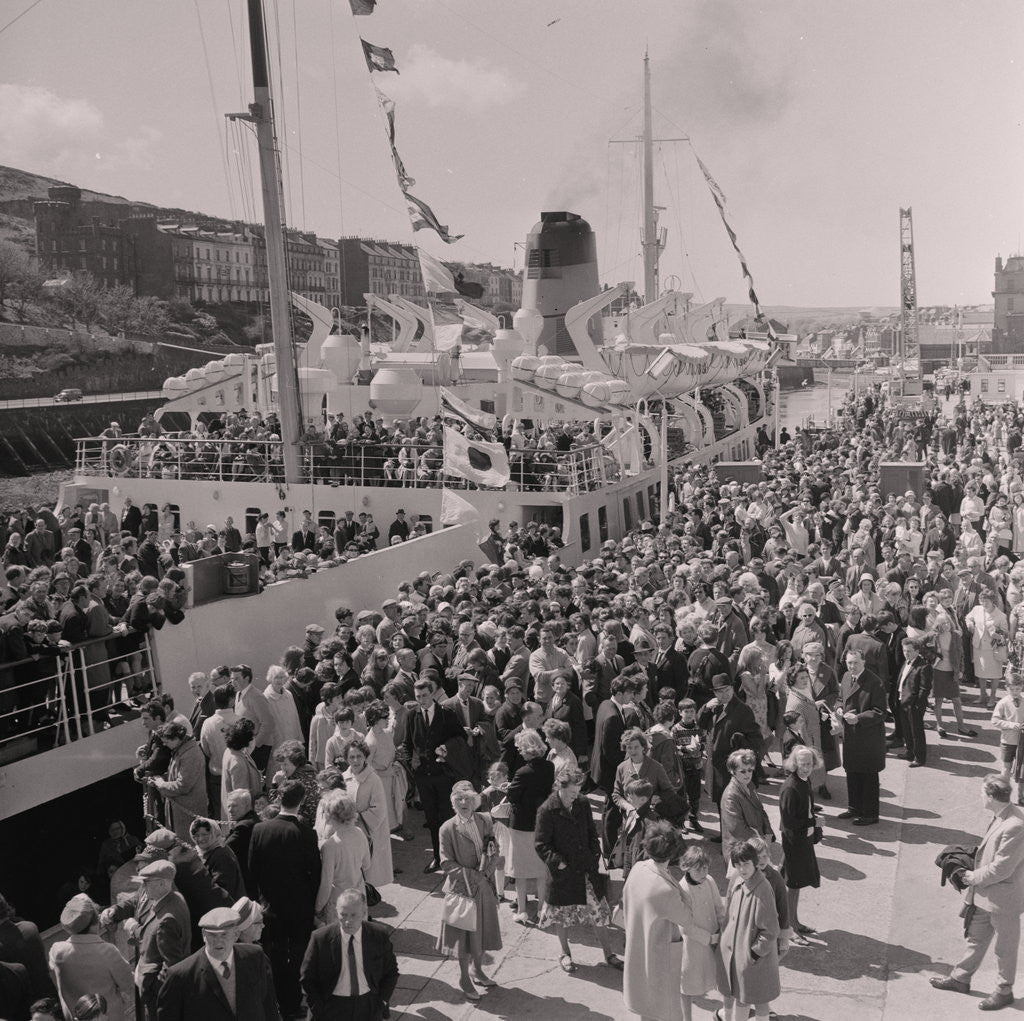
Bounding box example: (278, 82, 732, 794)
(0, 83, 159, 179)
(388, 44, 526, 111)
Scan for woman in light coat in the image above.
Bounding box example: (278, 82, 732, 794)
(718, 842, 781, 1020)
(149, 723, 208, 842)
(719, 750, 776, 863)
(341, 735, 393, 888)
(622, 821, 692, 1021)
(437, 780, 501, 1002)
(314, 790, 371, 924)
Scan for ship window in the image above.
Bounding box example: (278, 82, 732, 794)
(998, 379, 1007, 394)
(636, 491, 645, 520)
(245, 507, 261, 536)
(579, 513, 591, 552)
(318, 510, 336, 533)
(648, 486, 657, 517)
(598, 505, 609, 542)
(623, 498, 632, 531)
(981, 379, 989, 394)
(166, 504, 181, 531)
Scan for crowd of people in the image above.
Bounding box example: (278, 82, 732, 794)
(85, 409, 617, 493)
(4, 384, 1024, 1019)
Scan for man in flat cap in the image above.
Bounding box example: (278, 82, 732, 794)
(100, 859, 190, 1020)
(157, 906, 280, 1020)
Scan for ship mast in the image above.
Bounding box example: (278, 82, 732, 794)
(230, 0, 303, 484)
(641, 52, 659, 305)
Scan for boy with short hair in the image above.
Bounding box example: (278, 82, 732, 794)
(672, 697, 705, 833)
(992, 674, 1024, 804)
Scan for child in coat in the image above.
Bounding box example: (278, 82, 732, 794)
(678, 845, 726, 1021)
(480, 760, 511, 899)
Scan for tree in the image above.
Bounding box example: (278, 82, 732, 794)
(9, 262, 46, 318)
(0, 240, 34, 308)
(50, 271, 104, 332)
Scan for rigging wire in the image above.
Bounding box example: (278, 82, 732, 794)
(0, 0, 45, 38)
(192, 0, 237, 223)
(291, 0, 307, 229)
(269, 0, 293, 232)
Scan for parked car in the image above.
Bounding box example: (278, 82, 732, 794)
(54, 388, 83, 402)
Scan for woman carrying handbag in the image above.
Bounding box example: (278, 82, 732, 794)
(437, 781, 502, 1002)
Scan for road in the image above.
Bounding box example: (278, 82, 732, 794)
(367, 693, 1007, 1020)
(0, 390, 163, 410)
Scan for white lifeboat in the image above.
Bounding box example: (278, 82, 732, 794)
(368, 365, 423, 415)
(162, 376, 189, 399)
(511, 354, 541, 382)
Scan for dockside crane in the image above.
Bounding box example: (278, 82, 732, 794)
(898, 207, 920, 396)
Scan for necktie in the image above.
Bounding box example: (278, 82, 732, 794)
(348, 934, 359, 997)
(221, 960, 231, 979)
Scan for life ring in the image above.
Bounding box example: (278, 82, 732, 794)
(108, 444, 132, 476)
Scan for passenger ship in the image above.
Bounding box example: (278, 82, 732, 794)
(0, 5, 777, 922)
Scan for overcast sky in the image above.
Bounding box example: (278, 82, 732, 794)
(2, 0, 1022, 307)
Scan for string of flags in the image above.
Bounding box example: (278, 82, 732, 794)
(693, 150, 778, 342)
(352, 3, 464, 245)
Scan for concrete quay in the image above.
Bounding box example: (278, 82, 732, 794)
(378, 695, 1016, 1020)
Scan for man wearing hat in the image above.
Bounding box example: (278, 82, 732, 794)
(157, 907, 280, 1020)
(301, 887, 398, 1021)
(697, 674, 762, 840)
(100, 859, 190, 1020)
(50, 894, 134, 1021)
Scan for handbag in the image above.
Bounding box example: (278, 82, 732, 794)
(365, 883, 381, 907)
(441, 867, 478, 931)
(490, 800, 511, 821)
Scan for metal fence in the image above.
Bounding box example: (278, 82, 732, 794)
(0, 390, 165, 409)
(0, 631, 159, 767)
(74, 436, 619, 492)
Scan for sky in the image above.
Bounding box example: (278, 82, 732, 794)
(1, 0, 1022, 308)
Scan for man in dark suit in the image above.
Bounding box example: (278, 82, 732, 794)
(499, 700, 548, 777)
(188, 671, 216, 742)
(301, 888, 399, 1021)
(291, 520, 317, 554)
(652, 625, 688, 701)
(417, 634, 452, 694)
(137, 530, 162, 579)
(589, 676, 636, 795)
(897, 636, 932, 767)
(402, 676, 466, 872)
(443, 673, 488, 787)
(837, 647, 887, 826)
(249, 780, 321, 1018)
(157, 906, 280, 1020)
(120, 497, 143, 540)
(225, 790, 259, 897)
(697, 674, 762, 825)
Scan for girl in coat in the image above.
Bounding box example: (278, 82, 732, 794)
(341, 736, 394, 889)
(678, 845, 726, 1021)
(437, 781, 501, 1002)
(719, 842, 781, 1021)
(778, 745, 823, 943)
(479, 760, 511, 900)
(535, 767, 621, 974)
(622, 821, 692, 1021)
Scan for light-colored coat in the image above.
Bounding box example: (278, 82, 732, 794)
(49, 932, 136, 1021)
(156, 738, 209, 841)
(343, 765, 394, 887)
(719, 778, 775, 859)
(968, 803, 1024, 915)
(719, 870, 780, 1006)
(622, 858, 691, 1021)
(678, 874, 725, 997)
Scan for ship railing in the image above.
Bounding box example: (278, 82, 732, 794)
(301, 441, 615, 492)
(74, 435, 286, 483)
(0, 631, 159, 767)
(74, 435, 617, 492)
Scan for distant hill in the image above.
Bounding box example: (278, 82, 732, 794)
(0, 164, 219, 251)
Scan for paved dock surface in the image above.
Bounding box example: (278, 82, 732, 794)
(377, 695, 1021, 1020)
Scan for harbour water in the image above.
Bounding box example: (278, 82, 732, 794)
(778, 375, 854, 429)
